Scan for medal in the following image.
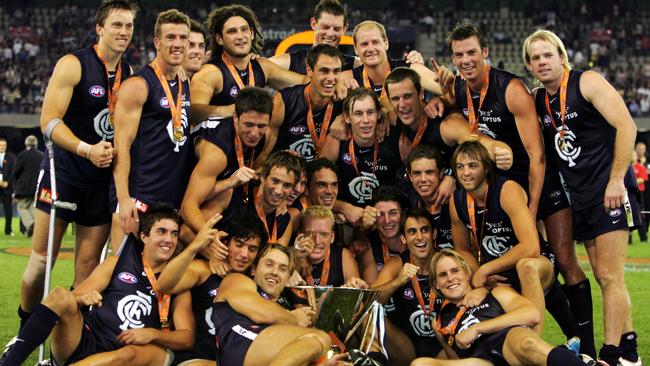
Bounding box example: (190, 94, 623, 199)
(160, 319, 169, 329)
(173, 127, 184, 141)
(558, 138, 566, 151)
(465, 65, 490, 134)
(107, 112, 113, 127)
(94, 44, 122, 132)
(448, 335, 454, 346)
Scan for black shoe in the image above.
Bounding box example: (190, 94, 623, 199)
(0, 336, 20, 364)
(26, 225, 33, 238)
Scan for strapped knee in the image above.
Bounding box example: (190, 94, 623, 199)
(23, 251, 48, 287)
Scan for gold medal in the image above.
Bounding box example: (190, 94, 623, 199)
(173, 127, 184, 141)
(160, 319, 169, 329)
(448, 335, 454, 346)
(559, 138, 566, 151)
(108, 112, 113, 128)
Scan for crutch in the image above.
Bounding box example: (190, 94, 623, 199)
(38, 138, 77, 362)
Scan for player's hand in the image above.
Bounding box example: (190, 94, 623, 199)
(432, 175, 455, 211)
(431, 57, 455, 95)
(294, 233, 315, 258)
(118, 198, 139, 235)
(329, 115, 351, 141)
(454, 326, 480, 349)
(493, 146, 513, 170)
(604, 178, 626, 210)
(334, 78, 359, 101)
(459, 287, 489, 308)
(324, 353, 352, 366)
(191, 213, 224, 254)
(397, 263, 419, 285)
(118, 328, 156, 345)
(230, 167, 257, 187)
(471, 266, 489, 288)
(360, 205, 379, 230)
(287, 270, 306, 287)
(76, 290, 103, 307)
(209, 257, 230, 276)
(291, 306, 316, 327)
(484, 274, 510, 289)
(0, 181, 7, 189)
(88, 140, 114, 168)
(424, 96, 445, 119)
(343, 277, 368, 289)
(404, 50, 424, 65)
(342, 203, 364, 226)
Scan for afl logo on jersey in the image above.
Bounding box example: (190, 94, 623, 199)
(289, 125, 307, 135)
(482, 235, 510, 258)
(609, 208, 622, 218)
(118, 272, 138, 284)
(117, 290, 153, 330)
(160, 97, 170, 108)
(342, 153, 352, 164)
(543, 114, 553, 126)
(229, 86, 239, 98)
(208, 289, 218, 298)
(462, 108, 469, 117)
(89, 85, 106, 98)
(403, 288, 414, 300)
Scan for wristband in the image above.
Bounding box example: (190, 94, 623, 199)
(76, 141, 91, 159)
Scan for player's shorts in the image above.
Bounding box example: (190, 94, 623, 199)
(413, 334, 443, 358)
(458, 326, 514, 366)
(172, 337, 216, 366)
(216, 322, 267, 366)
(572, 188, 642, 241)
(537, 172, 571, 220)
(35, 169, 111, 226)
(51, 323, 109, 365)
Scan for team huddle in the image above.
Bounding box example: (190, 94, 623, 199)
(0, 0, 644, 365)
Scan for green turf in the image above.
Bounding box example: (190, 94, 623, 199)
(0, 220, 649, 364)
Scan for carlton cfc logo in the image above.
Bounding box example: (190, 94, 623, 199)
(89, 85, 105, 98)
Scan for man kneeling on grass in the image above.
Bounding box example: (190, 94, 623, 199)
(411, 249, 596, 366)
(0, 204, 220, 366)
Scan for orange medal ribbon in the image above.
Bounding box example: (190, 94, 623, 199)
(362, 66, 391, 99)
(436, 300, 469, 346)
(381, 241, 390, 264)
(93, 44, 122, 128)
(304, 84, 334, 155)
(400, 114, 428, 149)
(544, 70, 570, 149)
(254, 188, 278, 242)
(150, 60, 183, 140)
(465, 65, 491, 134)
(142, 257, 171, 331)
(222, 53, 255, 90)
(306, 245, 331, 285)
(409, 253, 436, 319)
(466, 185, 489, 264)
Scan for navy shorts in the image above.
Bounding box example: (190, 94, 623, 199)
(52, 323, 110, 366)
(35, 169, 111, 226)
(537, 172, 571, 220)
(572, 188, 642, 241)
(216, 322, 267, 366)
(172, 336, 216, 365)
(459, 327, 513, 366)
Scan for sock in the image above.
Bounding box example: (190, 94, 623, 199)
(17, 307, 31, 332)
(599, 344, 622, 366)
(547, 346, 590, 366)
(367, 351, 388, 366)
(565, 279, 596, 358)
(1, 304, 59, 366)
(545, 280, 579, 338)
(619, 331, 639, 362)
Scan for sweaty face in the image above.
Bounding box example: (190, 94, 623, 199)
(254, 248, 291, 298)
(235, 110, 270, 148)
(526, 39, 566, 86)
(387, 78, 424, 127)
(354, 26, 388, 67)
(308, 54, 342, 99)
(455, 153, 487, 192)
(97, 8, 134, 54)
(303, 217, 335, 263)
(217, 16, 253, 58)
(347, 96, 379, 141)
(288, 172, 307, 204)
(451, 36, 488, 82)
(227, 235, 261, 273)
(262, 167, 296, 209)
(375, 200, 401, 239)
(308, 168, 338, 208)
(141, 218, 179, 264)
(409, 158, 441, 200)
(155, 23, 189, 66)
(435, 256, 471, 302)
(182, 31, 206, 74)
(402, 217, 434, 260)
(311, 12, 347, 47)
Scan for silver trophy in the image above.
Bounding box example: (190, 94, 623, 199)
(288, 286, 386, 355)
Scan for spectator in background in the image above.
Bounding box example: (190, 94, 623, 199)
(632, 150, 648, 242)
(14, 135, 43, 237)
(636, 141, 650, 242)
(0, 138, 16, 236)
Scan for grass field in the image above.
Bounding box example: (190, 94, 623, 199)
(0, 220, 649, 364)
